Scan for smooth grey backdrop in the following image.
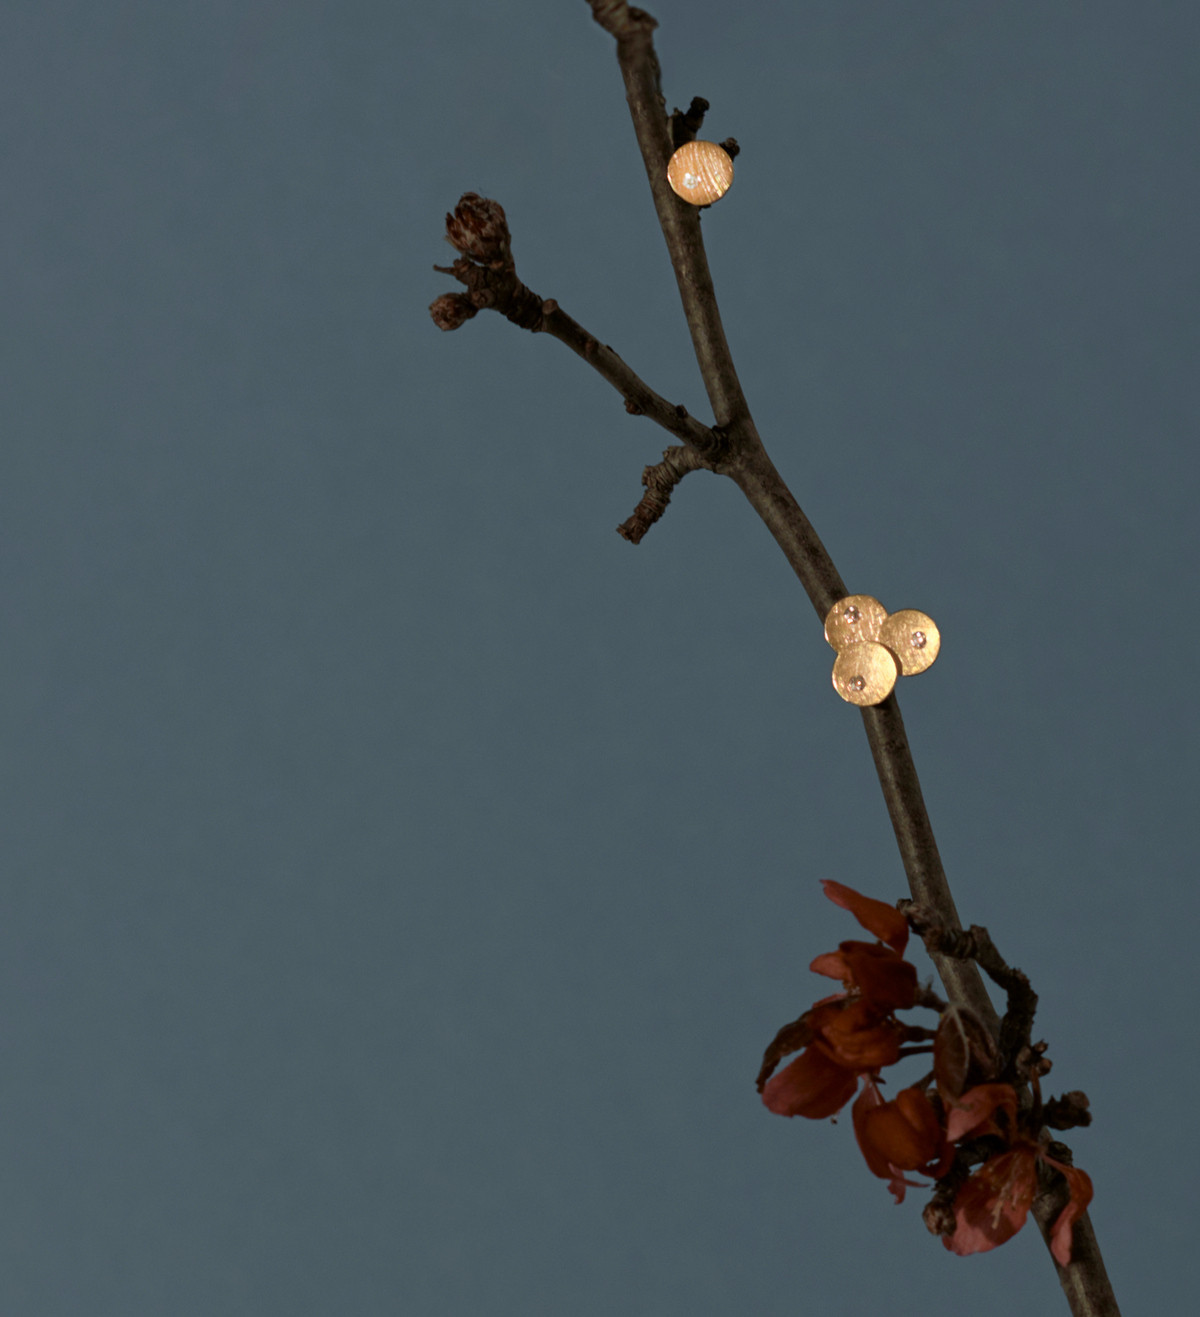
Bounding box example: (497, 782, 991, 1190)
(4, 1, 1196, 1313)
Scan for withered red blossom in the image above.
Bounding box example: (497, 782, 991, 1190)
(852, 1078, 953, 1203)
(759, 882, 920, 1120)
(760, 997, 910, 1118)
(759, 881, 1093, 1266)
(815, 998, 908, 1069)
(761, 1037, 859, 1119)
(944, 1138, 1093, 1266)
(811, 940, 917, 1011)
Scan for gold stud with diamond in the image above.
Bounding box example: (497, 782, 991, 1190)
(667, 141, 734, 205)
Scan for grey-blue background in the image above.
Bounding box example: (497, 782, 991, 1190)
(5, 1, 1195, 1312)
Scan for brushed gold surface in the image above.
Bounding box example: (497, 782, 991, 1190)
(832, 642, 899, 706)
(880, 609, 941, 676)
(824, 596, 940, 703)
(666, 141, 735, 205)
(824, 594, 887, 650)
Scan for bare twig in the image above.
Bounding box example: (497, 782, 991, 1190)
(432, 195, 720, 462)
(617, 444, 712, 542)
(539, 299, 721, 456)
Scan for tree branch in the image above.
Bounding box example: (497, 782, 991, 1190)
(431, 6, 1119, 1309)
(582, 14, 1118, 1308)
(586, 0, 989, 988)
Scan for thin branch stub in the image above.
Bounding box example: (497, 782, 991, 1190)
(617, 445, 710, 544)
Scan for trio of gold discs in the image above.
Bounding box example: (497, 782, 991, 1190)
(824, 596, 941, 706)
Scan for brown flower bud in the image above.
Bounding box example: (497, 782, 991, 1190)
(444, 193, 511, 267)
(429, 292, 479, 332)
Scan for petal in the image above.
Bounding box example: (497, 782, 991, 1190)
(855, 1085, 946, 1174)
(821, 881, 909, 954)
(852, 1079, 891, 1178)
(838, 942, 918, 1010)
(816, 1000, 905, 1069)
(944, 1083, 1017, 1144)
(1041, 1156, 1095, 1266)
(933, 1005, 1002, 1100)
(892, 1087, 947, 1163)
(755, 1013, 816, 1092)
(809, 949, 852, 982)
(944, 1146, 1039, 1257)
(762, 1046, 859, 1119)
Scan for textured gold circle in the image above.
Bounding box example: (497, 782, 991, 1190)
(880, 610, 941, 676)
(831, 642, 898, 706)
(667, 141, 734, 205)
(824, 595, 888, 652)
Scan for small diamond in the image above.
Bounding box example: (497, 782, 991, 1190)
(683, 172, 699, 189)
(843, 605, 862, 624)
(910, 630, 927, 649)
(847, 675, 866, 692)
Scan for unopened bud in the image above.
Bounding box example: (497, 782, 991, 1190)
(429, 292, 479, 331)
(444, 193, 511, 267)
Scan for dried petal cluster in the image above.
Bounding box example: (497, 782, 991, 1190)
(757, 881, 1092, 1265)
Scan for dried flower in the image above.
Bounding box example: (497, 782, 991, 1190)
(819, 880, 910, 954)
(853, 1078, 953, 1202)
(944, 1139, 1093, 1265)
(758, 882, 1094, 1264)
(759, 882, 922, 1119)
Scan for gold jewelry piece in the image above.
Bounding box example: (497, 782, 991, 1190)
(824, 596, 941, 706)
(667, 141, 734, 205)
(880, 609, 940, 676)
(832, 641, 899, 707)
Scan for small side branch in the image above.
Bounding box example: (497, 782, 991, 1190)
(431, 195, 719, 458)
(617, 444, 711, 543)
(539, 301, 720, 457)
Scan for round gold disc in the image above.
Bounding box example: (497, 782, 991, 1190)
(831, 642, 898, 706)
(824, 595, 887, 651)
(666, 141, 734, 205)
(880, 609, 941, 676)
